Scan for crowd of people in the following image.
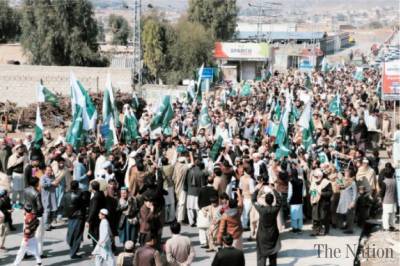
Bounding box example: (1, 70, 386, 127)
(0, 63, 399, 266)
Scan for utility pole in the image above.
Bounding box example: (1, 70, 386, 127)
(132, 0, 142, 97)
(248, 1, 282, 43)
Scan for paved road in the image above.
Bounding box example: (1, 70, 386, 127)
(1, 209, 361, 266)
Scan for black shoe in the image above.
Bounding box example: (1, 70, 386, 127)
(200, 245, 209, 249)
(190, 224, 196, 227)
(9, 226, 16, 231)
(40, 254, 48, 258)
(24, 254, 33, 259)
(45, 227, 52, 231)
(71, 254, 82, 259)
(389, 227, 399, 232)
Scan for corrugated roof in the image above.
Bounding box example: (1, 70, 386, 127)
(235, 31, 325, 41)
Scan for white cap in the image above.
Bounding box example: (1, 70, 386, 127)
(102, 161, 112, 169)
(100, 209, 108, 216)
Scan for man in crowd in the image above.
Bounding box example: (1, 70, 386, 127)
(64, 180, 87, 259)
(212, 234, 245, 266)
(165, 221, 195, 266)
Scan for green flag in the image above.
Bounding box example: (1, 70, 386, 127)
(318, 152, 329, 164)
(354, 67, 364, 81)
(265, 65, 272, 81)
(298, 101, 314, 151)
(289, 105, 300, 124)
(198, 101, 212, 130)
(122, 107, 139, 144)
(275, 92, 291, 158)
(37, 82, 58, 107)
(376, 80, 382, 99)
(102, 74, 119, 126)
(150, 95, 174, 131)
(328, 94, 342, 117)
(34, 106, 43, 149)
(304, 74, 312, 90)
(70, 72, 97, 131)
(186, 80, 195, 104)
(162, 100, 174, 135)
(66, 106, 84, 149)
(196, 64, 204, 103)
(105, 116, 118, 152)
(321, 57, 330, 73)
(273, 101, 281, 121)
(275, 145, 290, 160)
(240, 83, 252, 97)
(210, 136, 223, 162)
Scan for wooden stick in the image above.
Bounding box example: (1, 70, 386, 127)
(15, 109, 24, 132)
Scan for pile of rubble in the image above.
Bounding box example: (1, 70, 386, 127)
(0, 92, 146, 131)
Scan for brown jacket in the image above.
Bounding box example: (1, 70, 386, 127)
(139, 205, 154, 234)
(217, 202, 243, 243)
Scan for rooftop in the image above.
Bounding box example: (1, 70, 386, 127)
(235, 31, 326, 41)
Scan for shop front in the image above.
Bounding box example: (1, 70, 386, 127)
(214, 42, 273, 82)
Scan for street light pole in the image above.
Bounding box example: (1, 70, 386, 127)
(132, 0, 142, 97)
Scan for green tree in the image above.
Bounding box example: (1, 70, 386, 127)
(108, 14, 131, 45)
(0, 1, 21, 43)
(188, 0, 238, 41)
(142, 17, 166, 81)
(97, 20, 106, 42)
(164, 19, 214, 84)
(20, 0, 107, 66)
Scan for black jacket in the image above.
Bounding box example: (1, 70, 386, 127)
(252, 189, 282, 257)
(87, 191, 106, 224)
(0, 195, 12, 223)
(63, 189, 87, 219)
(184, 166, 207, 196)
(211, 247, 245, 266)
(23, 186, 43, 217)
(198, 185, 218, 209)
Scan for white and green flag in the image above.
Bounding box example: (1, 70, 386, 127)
(150, 95, 174, 134)
(198, 101, 212, 130)
(122, 106, 139, 144)
(196, 64, 204, 103)
(70, 72, 97, 131)
(66, 105, 84, 149)
(354, 67, 364, 81)
(298, 101, 314, 151)
(328, 93, 342, 117)
(240, 82, 252, 97)
(34, 106, 43, 148)
(105, 116, 118, 151)
(36, 82, 58, 107)
(102, 74, 119, 128)
(275, 92, 291, 159)
(321, 57, 330, 73)
(186, 80, 195, 104)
